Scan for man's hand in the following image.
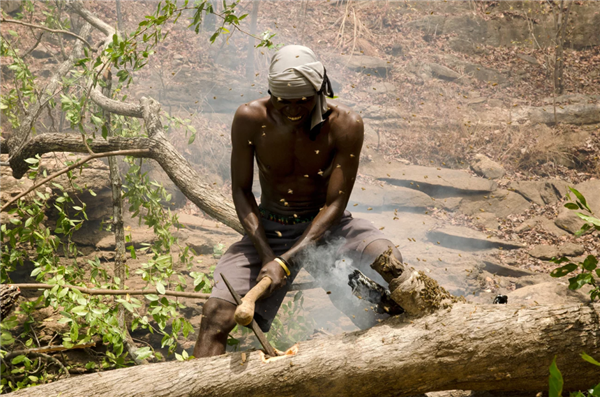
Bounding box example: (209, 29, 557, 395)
(257, 259, 287, 296)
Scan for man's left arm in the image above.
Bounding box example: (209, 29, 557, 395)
(280, 114, 364, 263)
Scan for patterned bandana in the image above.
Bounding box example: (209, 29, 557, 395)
(267, 45, 334, 131)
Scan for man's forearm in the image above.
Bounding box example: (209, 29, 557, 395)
(279, 202, 344, 264)
(233, 189, 275, 263)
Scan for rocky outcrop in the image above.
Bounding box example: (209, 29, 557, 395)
(510, 180, 568, 206)
(554, 179, 600, 234)
(470, 154, 505, 180)
(427, 225, 524, 251)
(337, 55, 392, 75)
(364, 162, 497, 197)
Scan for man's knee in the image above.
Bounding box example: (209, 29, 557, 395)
(363, 239, 403, 264)
(200, 298, 236, 335)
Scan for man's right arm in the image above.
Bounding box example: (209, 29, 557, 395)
(230, 104, 275, 264)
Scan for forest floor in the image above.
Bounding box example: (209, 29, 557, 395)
(1, 0, 599, 386)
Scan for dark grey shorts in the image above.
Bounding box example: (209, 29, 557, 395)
(210, 210, 387, 331)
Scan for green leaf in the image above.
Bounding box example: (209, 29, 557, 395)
(582, 255, 598, 271)
(569, 187, 590, 211)
(564, 203, 579, 210)
(549, 357, 563, 397)
(550, 263, 578, 278)
(11, 355, 26, 365)
(102, 125, 108, 140)
(581, 352, 600, 367)
(577, 213, 600, 227)
(575, 223, 592, 237)
(24, 157, 39, 165)
(568, 273, 594, 290)
(8, 30, 18, 37)
(591, 383, 600, 397)
(156, 282, 166, 295)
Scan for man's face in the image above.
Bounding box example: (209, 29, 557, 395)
(270, 95, 317, 124)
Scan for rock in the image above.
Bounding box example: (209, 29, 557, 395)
(338, 55, 392, 75)
(472, 212, 499, 230)
(513, 104, 600, 125)
(554, 211, 585, 235)
(1, 1, 21, 14)
(390, 44, 403, 57)
(554, 179, 600, 234)
(442, 54, 506, 84)
(31, 44, 53, 59)
(40, 156, 113, 221)
(440, 197, 462, 212)
(173, 229, 218, 255)
(507, 281, 591, 306)
(528, 243, 585, 260)
(370, 82, 396, 94)
(482, 260, 535, 278)
(470, 154, 505, 180)
(349, 184, 434, 213)
(427, 63, 461, 81)
(558, 243, 585, 257)
(363, 161, 497, 197)
(528, 245, 560, 260)
(516, 54, 539, 65)
(427, 226, 525, 251)
(459, 191, 530, 219)
(511, 180, 566, 206)
(515, 216, 570, 237)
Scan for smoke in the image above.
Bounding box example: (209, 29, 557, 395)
(296, 237, 389, 330)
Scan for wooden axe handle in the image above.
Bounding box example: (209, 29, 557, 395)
(234, 277, 272, 326)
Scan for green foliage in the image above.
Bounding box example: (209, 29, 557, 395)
(548, 354, 600, 397)
(550, 188, 599, 301)
(0, 0, 283, 391)
(266, 291, 315, 351)
(226, 292, 315, 353)
(549, 357, 564, 397)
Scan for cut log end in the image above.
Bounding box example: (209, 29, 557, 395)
(1, 284, 21, 319)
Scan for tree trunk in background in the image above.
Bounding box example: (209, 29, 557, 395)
(115, 0, 123, 32)
(11, 303, 600, 397)
(552, 0, 572, 95)
(101, 73, 146, 365)
(245, 1, 259, 81)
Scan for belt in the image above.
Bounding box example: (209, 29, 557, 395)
(258, 205, 318, 225)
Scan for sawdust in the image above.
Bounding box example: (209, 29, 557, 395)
(259, 344, 299, 363)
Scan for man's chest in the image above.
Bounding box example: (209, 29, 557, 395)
(253, 127, 335, 178)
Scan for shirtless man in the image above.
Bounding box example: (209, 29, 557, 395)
(193, 45, 404, 358)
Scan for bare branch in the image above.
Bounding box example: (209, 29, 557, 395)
(1, 17, 94, 50)
(12, 283, 211, 299)
(89, 87, 143, 118)
(67, 0, 115, 37)
(2, 149, 151, 212)
(6, 22, 92, 159)
(6, 340, 99, 356)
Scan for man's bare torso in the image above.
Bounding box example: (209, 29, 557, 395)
(236, 97, 358, 217)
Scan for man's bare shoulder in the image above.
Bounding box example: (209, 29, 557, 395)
(326, 100, 364, 142)
(231, 98, 269, 139)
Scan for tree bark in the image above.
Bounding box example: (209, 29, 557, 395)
(10, 303, 600, 397)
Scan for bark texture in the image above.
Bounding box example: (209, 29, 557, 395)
(11, 303, 600, 397)
(0, 284, 21, 318)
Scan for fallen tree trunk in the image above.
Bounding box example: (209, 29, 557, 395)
(12, 303, 600, 397)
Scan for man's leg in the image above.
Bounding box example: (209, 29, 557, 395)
(360, 239, 403, 273)
(193, 298, 237, 358)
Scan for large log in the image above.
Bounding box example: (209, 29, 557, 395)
(11, 303, 600, 397)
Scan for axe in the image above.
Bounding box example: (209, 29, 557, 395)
(220, 274, 278, 357)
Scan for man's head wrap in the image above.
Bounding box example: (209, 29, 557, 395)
(268, 45, 334, 131)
